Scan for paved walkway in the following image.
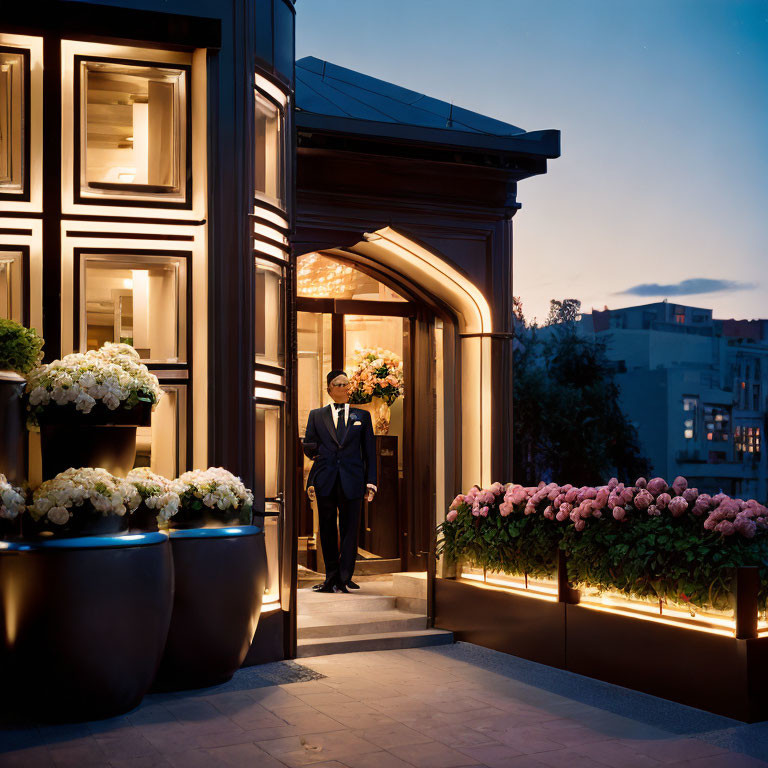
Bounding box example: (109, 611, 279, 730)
(2, 643, 768, 767)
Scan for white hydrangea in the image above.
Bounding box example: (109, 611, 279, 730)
(126, 467, 180, 523)
(0, 473, 25, 520)
(171, 467, 254, 513)
(26, 343, 163, 424)
(30, 468, 141, 526)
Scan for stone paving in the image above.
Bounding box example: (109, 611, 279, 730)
(2, 642, 768, 767)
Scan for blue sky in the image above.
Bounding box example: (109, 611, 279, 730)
(296, 0, 768, 323)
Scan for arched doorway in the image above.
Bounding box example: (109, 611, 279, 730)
(293, 227, 494, 578)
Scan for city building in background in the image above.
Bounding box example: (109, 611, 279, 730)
(579, 301, 768, 501)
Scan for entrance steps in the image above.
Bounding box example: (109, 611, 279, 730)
(296, 573, 453, 657)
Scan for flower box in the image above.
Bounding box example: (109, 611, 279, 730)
(168, 467, 253, 529)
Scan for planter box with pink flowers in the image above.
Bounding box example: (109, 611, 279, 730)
(436, 476, 768, 721)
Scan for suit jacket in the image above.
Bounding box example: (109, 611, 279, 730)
(302, 404, 377, 499)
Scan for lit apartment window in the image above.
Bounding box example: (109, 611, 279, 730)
(78, 58, 188, 202)
(682, 396, 698, 440)
(255, 258, 284, 367)
(0, 49, 25, 194)
(0, 248, 23, 322)
(254, 90, 284, 206)
(735, 425, 762, 460)
(703, 404, 730, 442)
(80, 253, 187, 363)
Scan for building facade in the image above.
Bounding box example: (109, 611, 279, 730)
(580, 302, 768, 501)
(1, 1, 559, 661)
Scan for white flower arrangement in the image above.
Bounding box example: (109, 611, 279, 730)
(126, 467, 180, 524)
(0, 473, 25, 520)
(29, 467, 141, 527)
(171, 467, 254, 518)
(347, 346, 405, 405)
(25, 343, 163, 424)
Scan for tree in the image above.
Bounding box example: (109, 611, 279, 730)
(513, 317, 649, 487)
(545, 298, 581, 326)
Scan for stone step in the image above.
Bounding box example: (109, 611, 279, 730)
(298, 610, 427, 639)
(297, 590, 396, 615)
(392, 571, 428, 599)
(396, 597, 428, 615)
(296, 629, 454, 658)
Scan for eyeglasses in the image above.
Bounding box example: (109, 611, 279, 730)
(329, 380, 349, 388)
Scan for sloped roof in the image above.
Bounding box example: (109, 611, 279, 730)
(296, 56, 526, 137)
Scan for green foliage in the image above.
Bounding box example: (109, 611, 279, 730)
(438, 503, 560, 579)
(0, 318, 44, 375)
(513, 322, 649, 487)
(562, 512, 768, 612)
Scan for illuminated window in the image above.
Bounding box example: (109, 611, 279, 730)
(703, 404, 730, 443)
(297, 252, 407, 301)
(0, 48, 25, 194)
(79, 58, 187, 202)
(80, 253, 186, 363)
(682, 396, 698, 440)
(736, 425, 761, 460)
(254, 91, 284, 206)
(135, 383, 187, 478)
(0, 248, 23, 322)
(255, 259, 284, 367)
(256, 403, 283, 501)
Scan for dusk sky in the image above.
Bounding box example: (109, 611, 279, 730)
(296, 0, 768, 324)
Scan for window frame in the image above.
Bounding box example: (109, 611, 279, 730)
(253, 84, 287, 210)
(0, 45, 31, 201)
(73, 54, 192, 209)
(0, 243, 29, 325)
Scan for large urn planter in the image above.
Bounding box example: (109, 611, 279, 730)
(0, 371, 27, 487)
(38, 402, 152, 480)
(0, 532, 173, 721)
(154, 524, 267, 690)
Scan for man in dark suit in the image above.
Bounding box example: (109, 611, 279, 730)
(302, 370, 377, 593)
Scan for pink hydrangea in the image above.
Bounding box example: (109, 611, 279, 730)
(564, 488, 579, 504)
(479, 506, 489, 517)
(489, 482, 505, 496)
(608, 477, 619, 490)
(543, 505, 555, 520)
(593, 488, 610, 510)
(635, 477, 647, 489)
(671, 476, 688, 496)
(499, 502, 513, 517)
(613, 506, 626, 521)
(668, 496, 688, 517)
(655, 493, 671, 511)
(449, 494, 466, 510)
(683, 488, 699, 505)
(647, 477, 668, 497)
(446, 510, 458, 523)
(647, 504, 661, 516)
(574, 518, 586, 532)
(714, 520, 735, 536)
(634, 489, 653, 511)
(733, 515, 756, 538)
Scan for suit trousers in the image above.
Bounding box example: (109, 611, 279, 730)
(316, 478, 362, 587)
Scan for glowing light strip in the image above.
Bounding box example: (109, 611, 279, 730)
(255, 371, 284, 386)
(255, 74, 288, 107)
(579, 601, 734, 638)
(461, 570, 559, 596)
(255, 387, 285, 401)
(254, 222, 288, 246)
(253, 206, 288, 230)
(459, 575, 557, 603)
(253, 239, 288, 261)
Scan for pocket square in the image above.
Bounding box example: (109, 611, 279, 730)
(352, 422, 361, 427)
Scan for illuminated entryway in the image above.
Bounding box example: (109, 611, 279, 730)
(294, 228, 493, 578)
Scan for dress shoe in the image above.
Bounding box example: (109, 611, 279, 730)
(347, 580, 360, 590)
(312, 582, 335, 593)
(333, 583, 350, 593)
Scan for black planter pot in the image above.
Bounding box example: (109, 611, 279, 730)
(168, 503, 252, 530)
(129, 501, 159, 533)
(0, 372, 27, 486)
(22, 506, 130, 539)
(37, 402, 152, 480)
(154, 525, 267, 690)
(0, 532, 173, 721)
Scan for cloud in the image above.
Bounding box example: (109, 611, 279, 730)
(619, 278, 757, 297)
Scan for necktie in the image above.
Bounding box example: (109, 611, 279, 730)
(334, 405, 346, 442)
